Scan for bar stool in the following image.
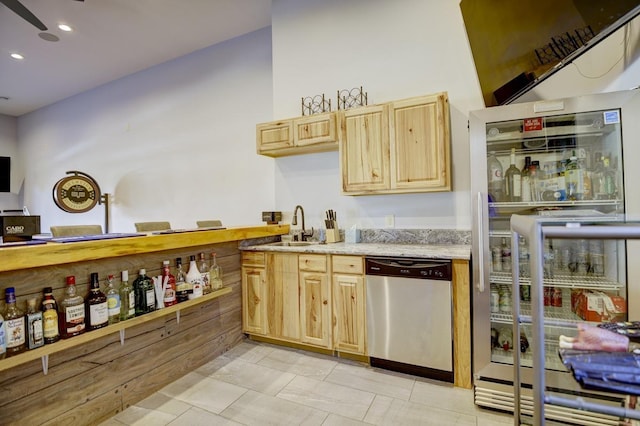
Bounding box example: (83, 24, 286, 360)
(134, 221, 171, 232)
(196, 220, 223, 228)
(50, 225, 103, 237)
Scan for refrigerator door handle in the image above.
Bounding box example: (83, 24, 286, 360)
(476, 191, 486, 292)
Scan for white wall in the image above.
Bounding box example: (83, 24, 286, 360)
(17, 28, 275, 233)
(0, 114, 22, 210)
(270, 0, 485, 231)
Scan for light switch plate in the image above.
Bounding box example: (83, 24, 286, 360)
(385, 215, 395, 228)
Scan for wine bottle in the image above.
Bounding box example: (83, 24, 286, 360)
(60, 276, 85, 338)
(41, 287, 60, 344)
(504, 148, 521, 202)
(0, 312, 6, 359)
(133, 269, 155, 316)
(105, 274, 120, 324)
(4, 287, 26, 356)
(565, 154, 583, 201)
(119, 270, 135, 320)
(199, 253, 211, 295)
(86, 272, 109, 331)
(26, 298, 44, 349)
(175, 258, 189, 303)
(487, 152, 504, 202)
(520, 156, 532, 202)
(210, 252, 223, 291)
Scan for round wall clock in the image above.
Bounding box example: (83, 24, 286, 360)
(52, 171, 102, 213)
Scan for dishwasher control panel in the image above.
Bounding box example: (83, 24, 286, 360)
(365, 257, 452, 281)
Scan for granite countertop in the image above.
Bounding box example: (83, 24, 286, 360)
(241, 241, 471, 260)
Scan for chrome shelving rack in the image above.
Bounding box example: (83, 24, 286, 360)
(510, 214, 640, 425)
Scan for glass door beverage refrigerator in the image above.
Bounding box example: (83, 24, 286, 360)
(469, 88, 640, 425)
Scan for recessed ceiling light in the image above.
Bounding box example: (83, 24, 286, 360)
(10, 53, 24, 60)
(58, 24, 73, 32)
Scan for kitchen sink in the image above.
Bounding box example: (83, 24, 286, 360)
(267, 241, 321, 246)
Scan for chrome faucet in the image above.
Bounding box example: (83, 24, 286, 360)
(292, 205, 314, 241)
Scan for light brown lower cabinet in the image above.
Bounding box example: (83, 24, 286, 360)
(266, 252, 300, 341)
(331, 255, 366, 355)
(241, 252, 267, 335)
(299, 254, 331, 348)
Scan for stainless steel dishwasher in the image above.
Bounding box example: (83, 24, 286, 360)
(365, 256, 453, 382)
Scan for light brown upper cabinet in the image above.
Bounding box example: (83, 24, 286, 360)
(257, 112, 337, 157)
(339, 104, 391, 193)
(339, 92, 451, 195)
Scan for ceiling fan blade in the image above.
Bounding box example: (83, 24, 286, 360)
(0, 0, 48, 31)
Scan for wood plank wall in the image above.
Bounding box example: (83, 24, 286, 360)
(0, 241, 244, 425)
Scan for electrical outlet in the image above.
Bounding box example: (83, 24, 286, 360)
(385, 214, 395, 228)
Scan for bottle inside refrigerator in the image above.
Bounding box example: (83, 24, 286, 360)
(470, 89, 640, 423)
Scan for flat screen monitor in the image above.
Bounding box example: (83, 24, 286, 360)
(0, 157, 10, 192)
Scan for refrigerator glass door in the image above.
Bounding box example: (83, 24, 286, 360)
(485, 109, 626, 372)
(470, 89, 640, 393)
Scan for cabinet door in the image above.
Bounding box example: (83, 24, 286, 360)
(256, 120, 294, 155)
(332, 273, 366, 354)
(390, 93, 451, 192)
(242, 266, 267, 335)
(266, 253, 300, 341)
(339, 105, 390, 193)
(299, 271, 331, 348)
(293, 112, 337, 149)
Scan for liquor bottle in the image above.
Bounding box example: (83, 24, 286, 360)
(133, 269, 155, 316)
(520, 156, 532, 202)
(487, 152, 504, 202)
(591, 152, 603, 198)
(4, 287, 25, 356)
(199, 253, 211, 295)
(530, 161, 540, 202)
(175, 258, 189, 303)
(210, 252, 223, 291)
(161, 260, 177, 307)
(26, 298, 44, 349)
(105, 274, 120, 325)
(119, 270, 135, 320)
(579, 157, 592, 200)
(86, 272, 109, 331)
(41, 287, 60, 344)
(0, 312, 6, 359)
(602, 156, 617, 199)
(518, 236, 530, 302)
(60, 276, 86, 338)
(501, 237, 511, 273)
(504, 148, 522, 202)
(565, 154, 584, 201)
(186, 255, 203, 299)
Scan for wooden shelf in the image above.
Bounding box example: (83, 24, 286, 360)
(0, 286, 232, 374)
(0, 224, 289, 273)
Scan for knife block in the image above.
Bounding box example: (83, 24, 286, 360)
(326, 227, 342, 243)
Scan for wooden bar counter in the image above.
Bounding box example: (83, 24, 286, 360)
(0, 224, 288, 425)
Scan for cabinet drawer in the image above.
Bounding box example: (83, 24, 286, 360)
(242, 251, 266, 267)
(299, 254, 327, 272)
(332, 255, 363, 274)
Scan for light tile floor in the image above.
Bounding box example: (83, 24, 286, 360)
(101, 339, 514, 425)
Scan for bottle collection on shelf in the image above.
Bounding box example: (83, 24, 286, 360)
(491, 237, 605, 279)
(488, 148, 618, 203)
(0, 252, 224, 359)
(490, 233, 626, 344)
